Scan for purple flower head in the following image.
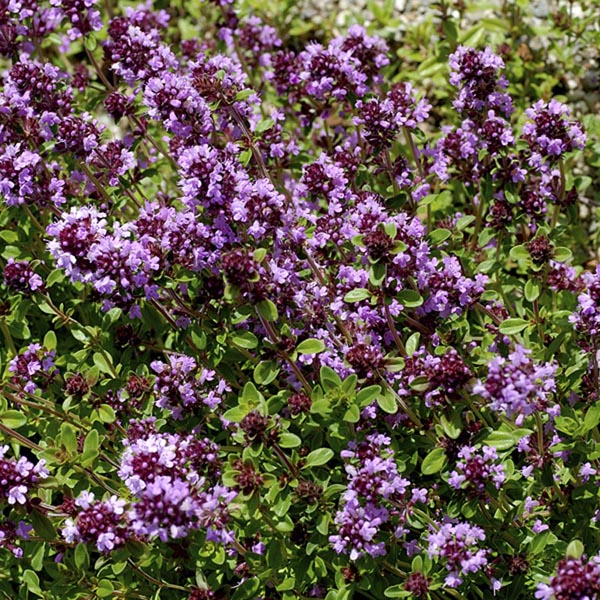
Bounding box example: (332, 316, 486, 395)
(220, 15, 282, 69)
(522, 99, 586, 165)
(49, 0, 103, 41)
(151, 355, 230, 418)
(473, 345, 557, 422)
(448, 445, 506, 493)
(448, 46, 513, 117)
(104, 16, 176, 85)
(8, 343, 59, 393)
(0, 143, 66, 207)
(61, 493, 130, 552)
(570, 265, 600, 336)
(0, 445, 48, 506)
(3, 259, 44, 294)
(427, 519, 488, 587)
(330, 434, 416, 560)
(119, 431, 220, 494)
(535, 554, 600, 600)
(0, 519, 33, 558)
(355, 82, 430, 148)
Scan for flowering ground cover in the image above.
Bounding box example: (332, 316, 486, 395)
(1, 0, 600, 598)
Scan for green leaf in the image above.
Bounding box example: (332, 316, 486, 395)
(97, 580, 115, 598)
(242, 381, 262, 404)
(279, 432, 301, 448)
(377, 391, 397, 414)
(498, 318, 529, 335)
(276, 577, 296, 592)
(524, 280, 541, 302)
(1, 410, 26, 428)
(30, 510, 57, 540)
(83, 429, 99, 453)
(257, 299, 278, 322)
(510, 245, 530, 261)
(384, 585, 411, 598)
(254, 360, 280, 385)
(74, 543, 90, 571)
(583, 405, 600, 433)
(0, 230, 18, 243)
(484, 430, 520, 451)
(84, 34, 97, 51)
(553, 246, 572, 262)
(409, 375, 430, 392)
(43, 330, 57, 350)
(22, 570, 42, 596)
(61, 423, 78, 454)
(320, 366, 342, 390)
(397, 289, 423, 308)
(529, 530, 552, 556)
(428, 228, 452, 244)
(357, 385, 381, 406)
(369, 263, 387, 287)
(343, 404, 360, 422)
(93, 351, 114, 374)
(97, 404, 116, 424)
(566, 540, 585, 559)
(421, 447, 447, 475)
(343, 288, 370, 303)
(297, 338, 326, 354)
(231, 331, 259, 349)
(303, 448, 335, 468)
(405, 332, 420, 356)
(439, 414, 461, 440)
(255, 118, 275, 134)
(455, 215, 475, 230)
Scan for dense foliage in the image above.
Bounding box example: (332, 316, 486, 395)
(1, 0, 600, 599)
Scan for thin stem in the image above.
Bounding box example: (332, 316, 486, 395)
(384, 302, 406, 356)
(403, 126, 424, 179)
(0, 318, 17, 356)
(272, 443, 299, 478)
(256, 311, 312, 394)
(127, 560, 189, 592)
(0, 423, 43, 451)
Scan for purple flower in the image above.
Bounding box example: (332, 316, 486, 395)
(8, 343, 59, 393)
(448, 46, 513, 117)
(61, 493, 130, 552)
(151, 356, 231, 418)
(330, 434, 417, 560)
(427, 519, 488, 587)
(3, 259, 45, 294)
(522, 99, 586, 165)
(535, 555, 600, 600)
(473, 345, 557, 422)
(448, 445, 505, 493)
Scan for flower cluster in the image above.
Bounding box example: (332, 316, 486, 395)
(61, 492, 130, 552)
(522, 100, 587, 167)
(399, 347, 473, 407)
(427, 520, 489, 588)
(151, 355, 231, 419)
(0, 1, 594, 596)
(535, 555, 600, 600)
(330, 433, 424, 560)
(0, 520, 32, 558)
(448, 445, 506, 494)
(3, 259, 44, 295)
(0, 445, 48, 505)
(119, 431, 235, 543)
(473, 345, 557, 422)
(8, 343, 58, 394)
(570, 266, 600, 337)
